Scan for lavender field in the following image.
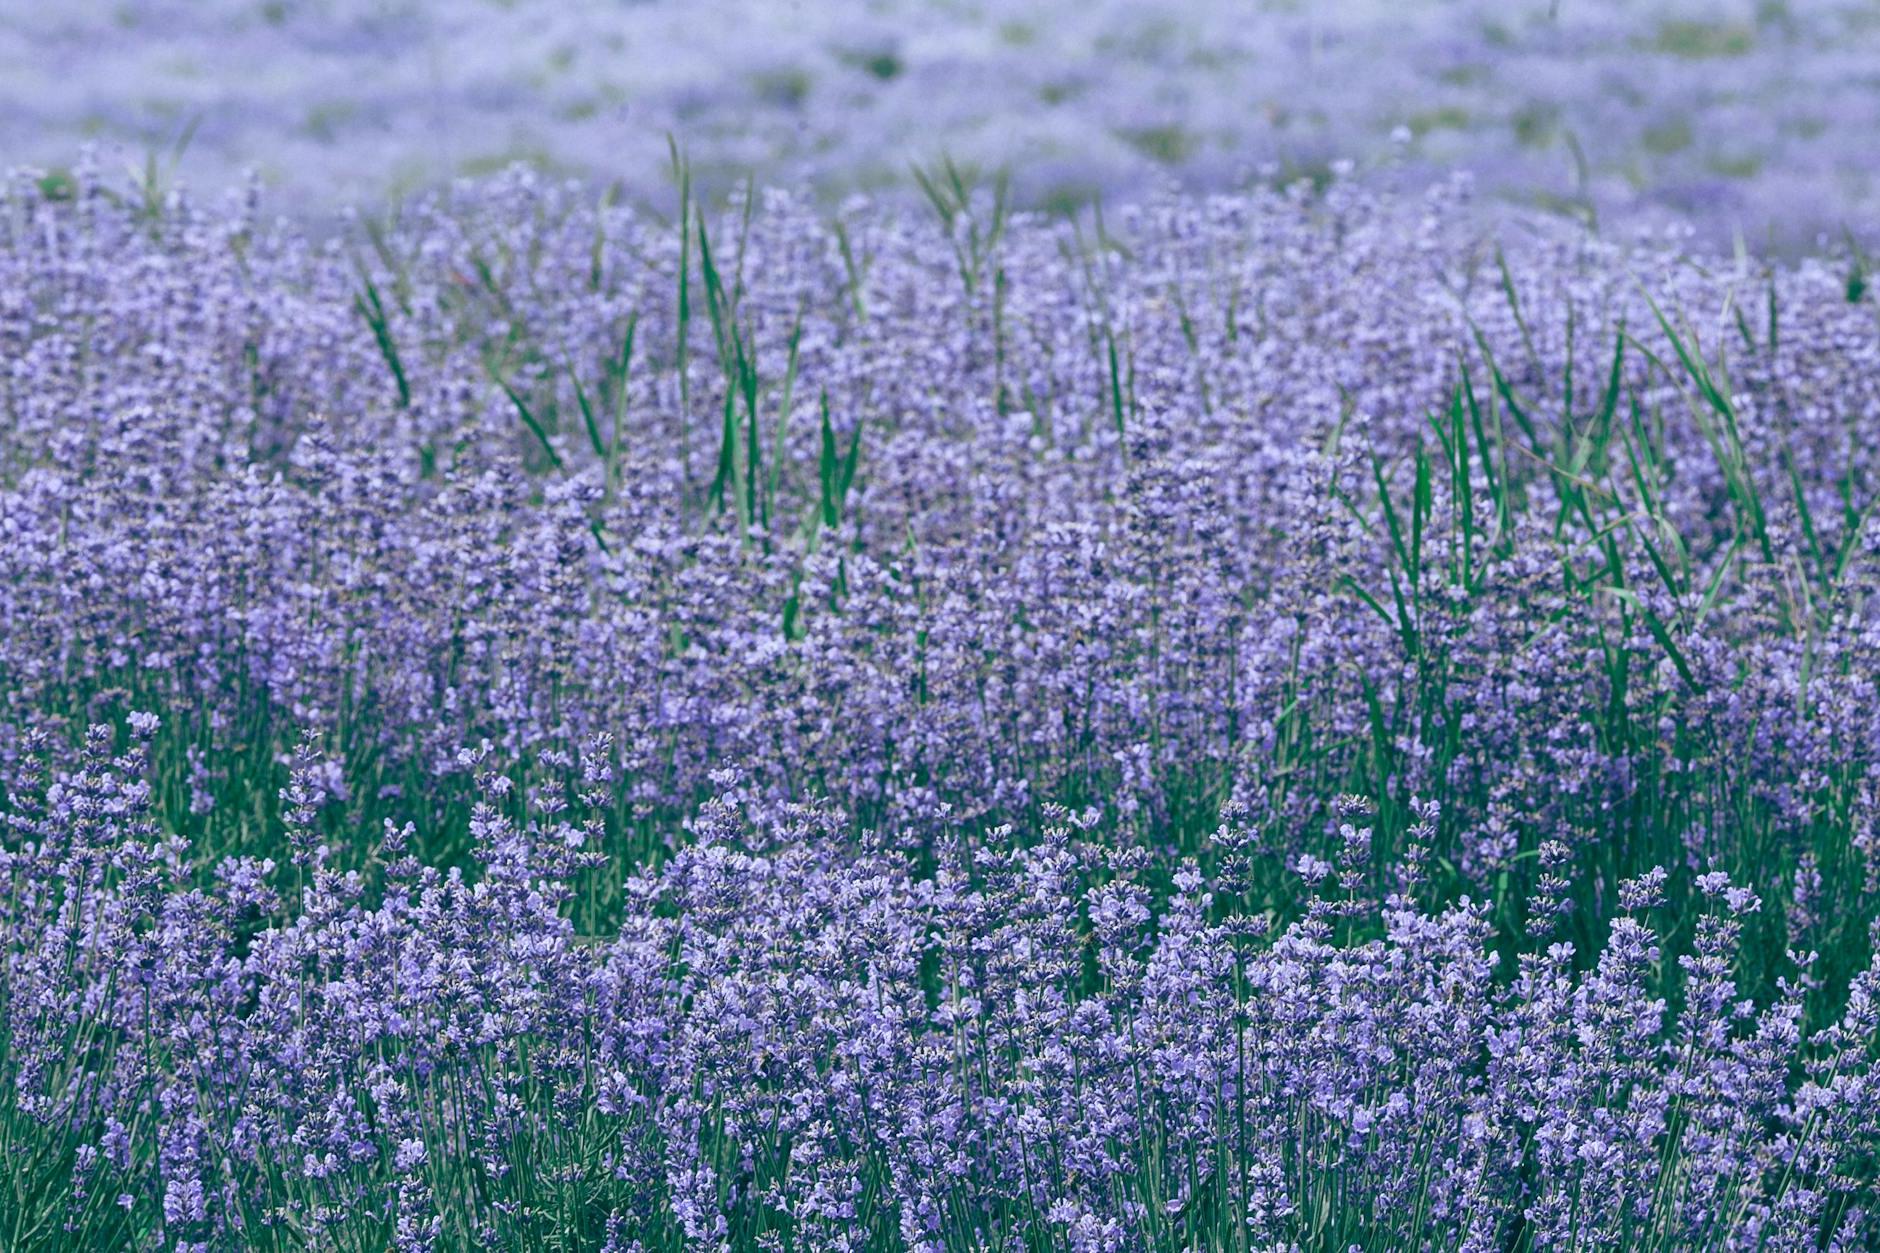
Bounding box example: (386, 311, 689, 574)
(6, 0, 1880, 241)
(5, 6, 1880, 1253)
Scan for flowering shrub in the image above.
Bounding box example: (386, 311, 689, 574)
(2, 159, 1880, 1247)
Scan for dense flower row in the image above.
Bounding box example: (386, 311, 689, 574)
(5, 722, 1879, 1250)
(1, 160, 1878, 1245)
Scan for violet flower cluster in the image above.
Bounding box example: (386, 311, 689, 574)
(2, 158, 1880, 1248)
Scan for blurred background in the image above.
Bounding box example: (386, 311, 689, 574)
(2, 0, 1874, 243)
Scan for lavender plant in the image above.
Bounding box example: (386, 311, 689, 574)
(2, 155, 1879, 1247)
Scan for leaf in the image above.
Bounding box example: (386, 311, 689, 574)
(567, 364, 607, 461)
(494, 373, 564, 472)
(354, 276, 410, 409)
